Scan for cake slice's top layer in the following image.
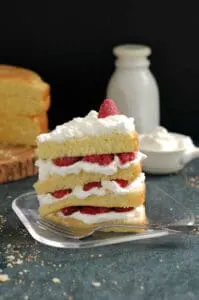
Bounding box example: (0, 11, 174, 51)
(37, 110, 135, 144)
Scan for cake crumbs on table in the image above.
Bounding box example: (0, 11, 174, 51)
(0, 274, 10, 282)
(92, 281, 101, 287)
(187, 176, 199, 188)
(140, 285, 145, 290)
(6, 254, 23, 267)
(52, 277, 61, 284)
(41, 260, 45, 266)
(0, 215, 6, 232)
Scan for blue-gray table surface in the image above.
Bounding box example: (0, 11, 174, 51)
(1, 160, 199, 300)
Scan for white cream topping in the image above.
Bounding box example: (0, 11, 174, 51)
(38, 173, 145, 206)
(37, 110, 135, 143)
(36, 152, 146, 181)
(140, 126, 193, 152)
(57, 205, 144, 224)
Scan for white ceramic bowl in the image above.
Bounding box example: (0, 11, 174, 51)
(140, 133, 199, 174)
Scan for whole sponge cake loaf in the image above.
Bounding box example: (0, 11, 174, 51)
(0, 64, 50, 146)
(0, 65, 51, 183)
(34, 99, 147, 232)
(0, 65, 50, 116)
(0, 112, 48, 146)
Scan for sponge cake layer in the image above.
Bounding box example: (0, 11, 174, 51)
(34, 162, 141, 194)
(39, 184, 145, 217)
(36, 131, 139, 159)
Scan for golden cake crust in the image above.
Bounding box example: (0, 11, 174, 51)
(0, 65, 42, 81)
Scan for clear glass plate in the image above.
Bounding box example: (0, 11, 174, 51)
(12, 184, 195, 249)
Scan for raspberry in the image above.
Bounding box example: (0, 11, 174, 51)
(114, 207, 134, 212)
(114, 179, 129, 188)
(80, 206, 111, 215)
(83, 154, 114, 165)
(117, 152, 136, 164)
(61, 206, 79, 216)
(83, 182, 102, 191)
(51, 189, 72, 198)
(53, 156, 81, 167)
(98, 98, 120, 118)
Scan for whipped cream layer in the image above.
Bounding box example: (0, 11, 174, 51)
(140, 126, 193, 152)
(36, 152, 146, 181)
(38, 173, 145, 206)
(37, 110, 135, 143)
(57, 205, 144, 224)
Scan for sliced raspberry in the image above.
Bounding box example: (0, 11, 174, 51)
(82, 154, 114, 165)
(98, 98, 120, 118)
(83, 182, 102, 191)
(61, 206, 79, 216)
(114, 207, 134, 212)
(51, 189, 72, 199)
(80, 206, 111, 215)
(117, 152, 136, 164)
(53, 156, 81, 167)
(114, 179, 129, 188)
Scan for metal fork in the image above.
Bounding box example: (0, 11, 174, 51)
(35, 216, 199, 240)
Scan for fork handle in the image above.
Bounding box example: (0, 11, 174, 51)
(160, 224, 199, 234)
(97, 223, 199, 235)
(130, 224, 199, 234)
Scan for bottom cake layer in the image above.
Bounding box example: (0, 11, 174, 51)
(43, 205, 147, 232)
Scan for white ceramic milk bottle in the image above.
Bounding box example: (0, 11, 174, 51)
(106, 44, 160, 134)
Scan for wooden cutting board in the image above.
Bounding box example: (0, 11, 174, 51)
(0, 144, 38, 183)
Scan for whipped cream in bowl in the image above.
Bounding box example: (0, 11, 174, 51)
(140, 126, 193, 152)
(139, 126, 199, 174)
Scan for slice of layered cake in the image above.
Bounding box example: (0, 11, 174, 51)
(34, 99, 146, 232)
